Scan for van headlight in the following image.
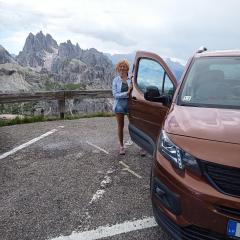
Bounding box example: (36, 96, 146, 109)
(159, 130, 201, 175)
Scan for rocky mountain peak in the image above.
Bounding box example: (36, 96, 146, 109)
(46, 33, 58, 50)
(17, 31, 58, 68)
(36, 30, 44, 39)
(58, 40, 82, 59)
(81, 48, 112, 68)
(27, 31, 58, 53)
(28, 32, 34, 38)
(165, 58, 185, 80)
(0, 45, 16, 64)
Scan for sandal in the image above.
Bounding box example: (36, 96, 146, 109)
(139, 148, 146, 157)
(119, 146, 125, 155)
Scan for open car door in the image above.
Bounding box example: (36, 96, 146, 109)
(128, 51, 178, 155)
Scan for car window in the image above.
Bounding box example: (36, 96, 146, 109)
(210, 64, 240, 80)
(137, 58, 173, 96)
(179, 57, 240, 108)
(163, 74, 174, 96)
(137, 58, 164, 94)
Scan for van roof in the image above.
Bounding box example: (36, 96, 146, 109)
(195, 50, 240, 58)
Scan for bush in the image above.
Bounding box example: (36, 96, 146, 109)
(63, 83, 85, 90)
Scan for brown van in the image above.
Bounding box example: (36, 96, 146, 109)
(128, 49, 240, 239)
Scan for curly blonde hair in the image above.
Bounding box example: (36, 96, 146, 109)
(115, 60, 130, 73)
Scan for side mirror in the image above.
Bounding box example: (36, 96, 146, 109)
(144, 86, 160, 101)
(144, 86, 171, 106)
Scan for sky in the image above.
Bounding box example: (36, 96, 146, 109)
(0, 0, 240, 62)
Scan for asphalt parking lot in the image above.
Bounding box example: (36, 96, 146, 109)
(0, 117, 173, 240)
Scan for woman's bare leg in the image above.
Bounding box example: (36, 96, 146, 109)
(116, 113, 125, 147)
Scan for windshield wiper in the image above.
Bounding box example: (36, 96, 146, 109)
(179, 102, 205, 107)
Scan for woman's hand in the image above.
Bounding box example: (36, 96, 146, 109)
(128, 85, 133, 95)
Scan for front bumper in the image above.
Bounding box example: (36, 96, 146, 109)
(153, 205, 225, 240)
(151, 154, 240, 240)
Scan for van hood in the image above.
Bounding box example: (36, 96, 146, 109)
(165, 104, 240, 144)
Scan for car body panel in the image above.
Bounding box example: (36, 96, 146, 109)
(129, 51, 177, 154)
(165, 104, 240, 144)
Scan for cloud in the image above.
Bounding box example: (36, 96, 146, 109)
(0, 1, 70, 32)
(69, 27, 136, 46)
(1, 0, 240, 61)
(0, 4, 43, 32)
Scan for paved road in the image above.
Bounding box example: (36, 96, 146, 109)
(0, 117, 173, 240)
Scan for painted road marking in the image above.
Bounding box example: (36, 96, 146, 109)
(86, 141, 109, 154)
(119, 161, 142, 179)
(82, 169, 114, 222)
(89, 189, 105, 205)
(0, 129, 58, 160)
(89, 175, 112, 204)
(124, 139, 133, 146)
(51, 216, 158, 240)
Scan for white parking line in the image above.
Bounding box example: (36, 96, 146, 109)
(89, 175, 112, 204)
(51, 216, 158, 240)
(86, 141, 109, 154)
(0, 129, 58, 160)
(119, 161, 142, 179)
(81, 170, 114, 222)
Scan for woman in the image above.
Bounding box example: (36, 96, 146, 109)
(112, 60, 145, 156)
(112, 60, 132, 155)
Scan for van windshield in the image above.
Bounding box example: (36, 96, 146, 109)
(179, 57, 240, 109)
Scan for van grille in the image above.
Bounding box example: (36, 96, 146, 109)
(216, 205, 240, 218)
(201, 161, 240, 197)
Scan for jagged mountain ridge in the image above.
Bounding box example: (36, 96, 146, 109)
(14, 31, 114, 90)
(0, 45, 16, 64)
(17, 31, 58, 69)
(0, 31, 185, 94)
(0, 44, 49, 93)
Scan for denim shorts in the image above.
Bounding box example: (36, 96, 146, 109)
(113, 99, 128, 115)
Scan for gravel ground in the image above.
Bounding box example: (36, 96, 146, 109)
(0, 117, 173, 240)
